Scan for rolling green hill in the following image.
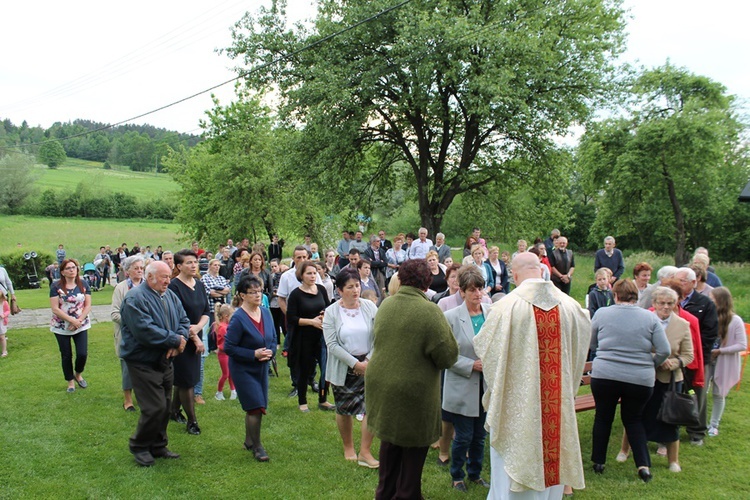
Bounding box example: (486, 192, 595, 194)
(33, 158, 178, 198)
(0, 215, 185, 263)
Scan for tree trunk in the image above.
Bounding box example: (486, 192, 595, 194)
(420, 211, 443, 240)
(661, 161, 688, 266)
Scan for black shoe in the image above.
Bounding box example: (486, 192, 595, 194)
(638, 468, 652, 483)
(187, 421, 201, 435)
(593, 463, 605, 474)
(453, 481, 468, 493)
(132, 450, 155, 467)
(152, 448, 180, 459)
(253, 446, 270, 462)
(287, 388, 298, 398)
(123, 404, 136, 412)
(470, 478, 490, 488)
(311, 382, 320, 393)
(318, 402, 336, 411)
(170, 411, 187, 424)
(76, 378, 88, 389)
(436, 456, 450, 467)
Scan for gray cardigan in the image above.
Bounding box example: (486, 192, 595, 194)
(323, 299, 378, 387)
(590, 304, 670, 387)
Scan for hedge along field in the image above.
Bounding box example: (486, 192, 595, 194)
(0, 215, 187, 264)
(32, 157, 178, 199)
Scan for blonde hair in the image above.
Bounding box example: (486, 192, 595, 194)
(693, 253, 710, 266)
(595, 268, 612, 280)
(426, 250, 439, 261)
(216, 304, 234, 323)
(388, 273, 401, 295)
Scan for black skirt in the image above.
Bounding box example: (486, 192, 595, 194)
(643, 379, 681, 444)
(172, 340, 201, 388)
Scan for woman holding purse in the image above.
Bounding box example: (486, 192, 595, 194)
(616, 286, 693, 472)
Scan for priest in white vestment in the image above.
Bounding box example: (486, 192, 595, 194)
(474, 253, 591, 499)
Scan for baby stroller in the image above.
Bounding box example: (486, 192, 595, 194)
(82, 263, 101, 291)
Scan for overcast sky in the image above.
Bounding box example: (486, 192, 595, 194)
(1, 0, 746, 135)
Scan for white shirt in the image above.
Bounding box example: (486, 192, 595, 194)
(408, 238, 433, 260)
(339, 312, 370, 356)
(277, 268, 323, 299)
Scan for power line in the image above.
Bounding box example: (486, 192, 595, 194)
(1, 1, 248, 114)
(1, 0, 415, 151)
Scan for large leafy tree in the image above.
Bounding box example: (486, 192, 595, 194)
(165, 94, 312, 246)
(0, 152, 37, 213)
(37, 140, 67, 168)
(225, 0, 625, 234)
(578, 64, 750, 264)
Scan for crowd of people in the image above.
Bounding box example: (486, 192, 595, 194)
(1, 226, 746, 499)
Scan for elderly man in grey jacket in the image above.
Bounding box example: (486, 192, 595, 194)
(121, 261, 189, 467)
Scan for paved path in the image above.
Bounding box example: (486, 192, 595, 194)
(11, 304, 115, 329)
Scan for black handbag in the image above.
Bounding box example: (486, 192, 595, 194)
(657, 370, 700, 427)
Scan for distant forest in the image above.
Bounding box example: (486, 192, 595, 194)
(0, 118, 201, 172)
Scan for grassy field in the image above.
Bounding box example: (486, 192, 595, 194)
(0, 215, 187, 265)
(32, 157, 178, 199)
(0, 322, 747, 499)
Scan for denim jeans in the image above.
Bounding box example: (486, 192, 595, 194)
(54, 330, 88, 381)
(449, 412, 487, 482)
(194, 323, 210, 396)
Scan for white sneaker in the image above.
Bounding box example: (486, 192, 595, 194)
(669, 462, 682, 473)
(356, 413, 364, 422)
(615, 451, 629, 463)
(707, 426, 719, 437)
(230, 390, 237, 400)
(215, 391, 225, 401)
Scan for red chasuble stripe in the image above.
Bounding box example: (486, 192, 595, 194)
(533, 305, 562, 488)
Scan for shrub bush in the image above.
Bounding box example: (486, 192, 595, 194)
(24, 189, 176, 220)
(0, 250, 54, 290)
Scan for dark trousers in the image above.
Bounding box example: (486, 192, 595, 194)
(552, 278, 571, 295)
(376, 441, 429, 500)
(685, 362, 710, 439)
(270, 307, 286, 346)
(127, 361, 173, 453)
(450, 412, 487, 482)
(54, 330, 88, 381)
(591, 378, 653, 468)
(295, 333, 321, 406)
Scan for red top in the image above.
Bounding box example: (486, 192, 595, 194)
(250, 314, 265, 338)
(216, 322, 228, 353)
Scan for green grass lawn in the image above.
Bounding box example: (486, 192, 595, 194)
(1, 322, 748, 498)
(32, 157, 178, 199)
(0, 215, 187, 265)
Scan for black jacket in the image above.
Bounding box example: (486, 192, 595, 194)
(362, 246, 388, 278)
(683, 291, 718, 360)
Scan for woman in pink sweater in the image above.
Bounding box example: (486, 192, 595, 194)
(708, 287, 748, 436)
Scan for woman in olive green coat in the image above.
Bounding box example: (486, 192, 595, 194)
(366, 258, 459, 500)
